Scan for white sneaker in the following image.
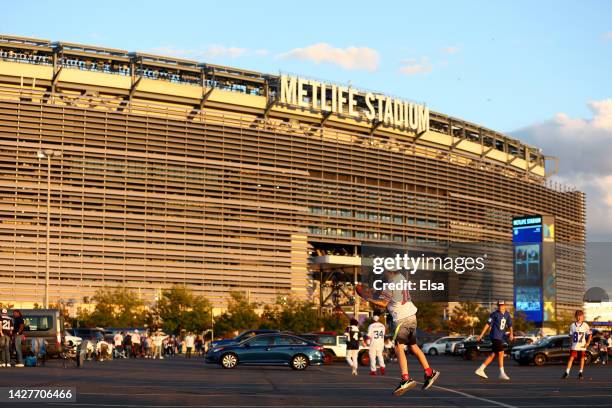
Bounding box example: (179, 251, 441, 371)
(499, 372, 510, 380)
(352, 368, 358, 376)
(15, 363, 24, 367)
(160, 356, 164, 360)
(475, 367, 488, 379)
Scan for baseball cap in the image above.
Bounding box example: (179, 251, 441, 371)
(497, 300, 506, 306)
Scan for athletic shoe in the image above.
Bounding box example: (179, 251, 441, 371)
(380, 367, 385, 376)
(499, 372, 510, 380)
(422, 370, 440, 390)
(352, 368, 357, 376)
(578, 372, 584, 380)
(369, 371, 376, 376)
(393, 378, 417, 396)
(475, 367, 488, 379)
(562, 372, 569, 379)
(15, 364, 24, 367)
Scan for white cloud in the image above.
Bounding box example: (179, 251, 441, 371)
(277, 43, 379, 72)
(512, 99, 612, 240)
(603, 32, 612, 41)
(441, 46, 460, 54)
(148, 45, 267, 60)
(399, 58, 432, 75)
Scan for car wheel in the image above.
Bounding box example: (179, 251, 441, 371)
(221, 353, 238, 369)
(291, 354, 309, 370)
(359, 350, 369, 366)
(323, 350, 334, 365)
(533, 353, 546, 366)
(428, 348, 438, 356)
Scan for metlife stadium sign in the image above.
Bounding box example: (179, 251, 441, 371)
(279, 75, 430, 133)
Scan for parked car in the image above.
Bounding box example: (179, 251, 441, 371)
(450, 336, 476, 355)
(445, 336, 469, 355)
(423, 336, 465, 356)
(208, 329, 280, 350)
(459, 337, 509, 360)
(300, 331, 370, 366)
(514, 334, 602, 366)
(205, 333, 324, 370)
(67, 327, 106, 343)
(12, 309, 65, 358)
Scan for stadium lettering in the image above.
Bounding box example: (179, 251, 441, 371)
(280, 75, 429, 133)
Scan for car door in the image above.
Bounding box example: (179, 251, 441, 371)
(239, 335, 275, 364)
(547, 338, 565, 361)
(270, 335, 304, 364)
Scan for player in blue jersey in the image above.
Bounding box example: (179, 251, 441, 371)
(475, 300, 514, 380)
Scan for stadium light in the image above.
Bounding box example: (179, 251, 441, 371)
(37, 149, 62, 309)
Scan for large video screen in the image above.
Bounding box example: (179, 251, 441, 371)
(513, 217, 543, 324)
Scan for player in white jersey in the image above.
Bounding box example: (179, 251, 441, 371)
(562, 310, 591, 380)
(358, 269, 440, 396)
(367, 312, 386, 376)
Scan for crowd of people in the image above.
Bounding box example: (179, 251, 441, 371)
(82, 330, 207, 362)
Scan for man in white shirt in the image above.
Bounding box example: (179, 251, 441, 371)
(563, 310, 591, 380)
(185, 332, 195, 359)
(367, 312, 386, 376)
(131, 329, 141, 358)
(113, 332, 124, 359)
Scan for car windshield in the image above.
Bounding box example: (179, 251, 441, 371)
(244, 336, 274, 346)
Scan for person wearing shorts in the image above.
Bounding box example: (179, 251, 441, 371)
(367, 268, 440, 396)
(366, 312, 386, 376)
(563, 310, 591, 380)
(475, 300, 513, 380)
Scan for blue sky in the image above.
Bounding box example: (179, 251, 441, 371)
(4, 1, 611, 132)
(4, 1, 612, 290)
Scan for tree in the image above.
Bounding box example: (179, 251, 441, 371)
(260, 297, 323, 333)
(78, 287, 146, 328)
(512, 311, 536, 334)
(214, 292, 260, 337)
(414, 302, 445, 333)
(549, 311, 575, 335)
(447, 302, 488, 335)
(154, 285, 212, 334)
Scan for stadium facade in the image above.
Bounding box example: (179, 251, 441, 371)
(0, 35, 585, 314)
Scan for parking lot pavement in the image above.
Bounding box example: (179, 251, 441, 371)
(1, 356, 612, 407)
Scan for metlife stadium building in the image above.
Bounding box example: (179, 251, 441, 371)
(0, 35, 585, 315)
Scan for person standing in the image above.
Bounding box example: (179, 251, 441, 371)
(563, 310, 591, 380)
(344, 318, 362, 376)
(600, 333, 609, 366)
(367, 313, 386, 376)
(131, 329, 141, 358)
(185, 332, 195, 359)
(12, 310, 25, 367)
(113, 331, 124, 359)
(1, 308, 13, 367)
(475, 300, 513, 380)
(153, 331, 164, 359)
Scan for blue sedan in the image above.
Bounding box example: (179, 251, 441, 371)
(205, 333, 325, 370)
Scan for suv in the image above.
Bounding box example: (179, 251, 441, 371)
(515, 335, 598, 366)
(300, 332, 369, 366)
(67, 328, 106, 343)
(11, 309, 65, 358)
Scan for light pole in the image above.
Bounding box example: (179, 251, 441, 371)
(37, 149, 61, 308)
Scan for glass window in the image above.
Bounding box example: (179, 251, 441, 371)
(275, 336, 307, 346)
(24, 316, 51, 332)
(246, 336, 274, 346)
(317, 335, 336, 345)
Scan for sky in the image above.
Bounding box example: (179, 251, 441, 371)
(3, 1, 611, 291)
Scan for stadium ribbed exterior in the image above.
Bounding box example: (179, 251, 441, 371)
(0, 36, 585, 313)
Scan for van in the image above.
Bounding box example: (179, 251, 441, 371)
(11, 309, 64, 357)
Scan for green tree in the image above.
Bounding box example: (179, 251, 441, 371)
(549, 311, 575, 335)
(512, 311, 536, 334)
(414, 302, 445, 333)
(214, 292, 260, 337)
(78, 287, 146, 328)
(154, 285, 212, 334)
(447, 302, 488, 335)
(260, 297, 323, 333)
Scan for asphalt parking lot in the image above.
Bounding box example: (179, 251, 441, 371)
(1, 355, 611, 408)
